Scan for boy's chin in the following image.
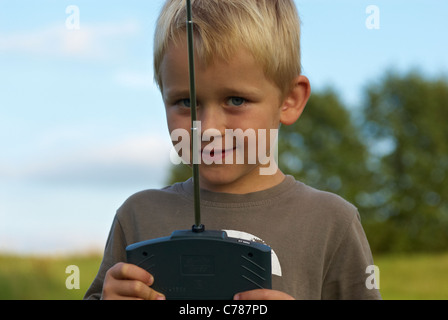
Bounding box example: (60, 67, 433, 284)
(198, 164, 261, 192)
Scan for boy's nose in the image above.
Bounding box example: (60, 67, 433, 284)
(198, 104, 226, 136)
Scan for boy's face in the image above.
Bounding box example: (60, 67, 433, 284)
(159, 36, 293, 193)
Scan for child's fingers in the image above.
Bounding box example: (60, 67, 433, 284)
(112, 279, 165, 300)
(109, 262, 153, 285)
(103, 262, 166, 300)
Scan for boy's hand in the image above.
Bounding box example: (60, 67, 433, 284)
(101, 262, 166, 300)
(234, 289, 294, 300)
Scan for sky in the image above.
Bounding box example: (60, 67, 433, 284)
(1, 0, 447, 255)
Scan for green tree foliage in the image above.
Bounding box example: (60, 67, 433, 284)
(165, 70, 448, 253)
(361, 71, 448, 252)
(278, 88, 373, 211)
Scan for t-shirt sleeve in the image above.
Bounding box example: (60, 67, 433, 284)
(321, 212, 382, 300)
(83, 215, 127, 300)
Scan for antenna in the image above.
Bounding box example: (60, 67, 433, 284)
(186, 0, 204, 233)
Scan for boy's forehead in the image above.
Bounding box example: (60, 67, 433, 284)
(163, 34, 224, 68)
(163, 37, 189, 65)
(162, 41, 260, 80)
(161, 35, 262, 76)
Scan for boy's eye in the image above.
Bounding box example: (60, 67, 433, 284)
(227, 97, 246, 107)
(178, 99, 191, 108)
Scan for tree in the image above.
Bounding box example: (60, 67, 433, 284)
(278, 88, 373, 210)
(361, 70, 448, 252)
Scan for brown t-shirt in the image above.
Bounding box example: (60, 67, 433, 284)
(84, 175, 381, 300)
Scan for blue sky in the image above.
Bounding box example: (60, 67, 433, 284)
(1, 0, 447, 254)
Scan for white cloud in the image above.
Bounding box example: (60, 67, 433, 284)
(4, 133, 174, 188)
(0, 20, 140, 60)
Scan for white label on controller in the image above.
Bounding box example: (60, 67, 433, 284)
(223, 229, 282, 277)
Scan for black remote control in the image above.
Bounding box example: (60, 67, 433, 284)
(126, 229, 271, 299)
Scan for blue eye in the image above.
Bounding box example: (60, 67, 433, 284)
(228, 97, 246, 107)
(179, 99, 191, 108)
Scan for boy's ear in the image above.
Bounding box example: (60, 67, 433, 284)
(279, 75, 311, 126)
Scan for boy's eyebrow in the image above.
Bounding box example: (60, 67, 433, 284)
(163, 86, 263, 101)
(163, 88, 190, 101)
(219, 86, 262, 98)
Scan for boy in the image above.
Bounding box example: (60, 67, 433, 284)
(85, 0, 381, 300)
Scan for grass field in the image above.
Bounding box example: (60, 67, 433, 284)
(0, 253, 101, 300)
(374, 252, 448, 300)
(0, 252, 447, 300)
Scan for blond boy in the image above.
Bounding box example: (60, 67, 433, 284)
(85, 0, 381, 300)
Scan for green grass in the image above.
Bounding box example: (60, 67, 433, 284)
(0, 253, 101, 300)
(374, 252, 448, 300)
(0, 252, 447, 299)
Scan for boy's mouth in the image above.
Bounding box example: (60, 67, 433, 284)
(201, 146, 237, 163)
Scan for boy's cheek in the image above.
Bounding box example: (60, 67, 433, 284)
(166, 119, 190, 135)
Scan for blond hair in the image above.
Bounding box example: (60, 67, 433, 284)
(154, 0, 302, 95)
